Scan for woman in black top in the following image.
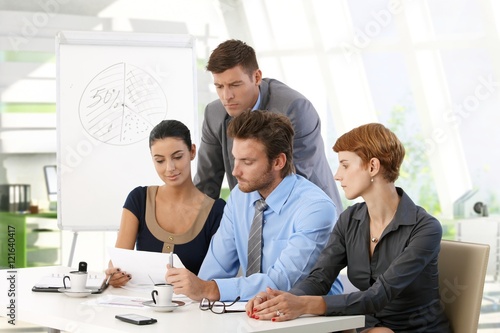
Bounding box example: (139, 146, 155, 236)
(247, 123, 450, 333)
(106, 120, 225, 287)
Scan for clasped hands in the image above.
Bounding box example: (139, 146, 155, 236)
(245, 287, 304, 322)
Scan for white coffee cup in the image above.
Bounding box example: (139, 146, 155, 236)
(62, 271, 88, 292)
(151, 283, 173, 306)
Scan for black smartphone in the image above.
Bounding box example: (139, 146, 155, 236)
(115, 314, 157, 325)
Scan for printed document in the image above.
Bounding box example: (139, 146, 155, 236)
(108, 248, 184, 286)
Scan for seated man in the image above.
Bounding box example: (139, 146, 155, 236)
(166, 110, 343, 301)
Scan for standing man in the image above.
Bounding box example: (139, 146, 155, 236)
(166, 110, 342, 301)
(194, 39, 343, 213)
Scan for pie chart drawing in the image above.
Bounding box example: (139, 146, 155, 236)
(79, 62, 168, 145)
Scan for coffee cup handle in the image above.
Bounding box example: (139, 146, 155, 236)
(63, 276, 70, 289)
(151, 290, 158, 304)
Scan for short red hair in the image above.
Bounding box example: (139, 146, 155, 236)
(333, 123, 405, 182)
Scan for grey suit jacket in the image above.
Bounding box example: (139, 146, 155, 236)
(194, 78, 343, 214)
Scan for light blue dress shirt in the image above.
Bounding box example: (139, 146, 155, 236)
(198, 174, 343, 301)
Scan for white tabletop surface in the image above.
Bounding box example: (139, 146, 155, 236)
(0, 266, 364, 333)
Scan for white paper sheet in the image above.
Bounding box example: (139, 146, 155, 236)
(83, 295, 194, 309)
(34, 272, 106, 289)
(86, 295, 149, 308)
(228, 302, 247, 311)
(108, 248, 184, 286)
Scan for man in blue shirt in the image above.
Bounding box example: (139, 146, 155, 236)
(166, 110, 342, 301)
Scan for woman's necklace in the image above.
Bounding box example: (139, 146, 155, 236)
(370, 209, 397, 243)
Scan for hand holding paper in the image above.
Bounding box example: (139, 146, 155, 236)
(108, 248, 184, 286)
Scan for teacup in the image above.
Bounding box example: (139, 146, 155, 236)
(62, 271, 88, 292)
(151, 283, 173, 306)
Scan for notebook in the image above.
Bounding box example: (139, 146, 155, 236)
(32, 272, 108, 294)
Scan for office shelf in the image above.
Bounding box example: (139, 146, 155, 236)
(0, 212, 59, 269)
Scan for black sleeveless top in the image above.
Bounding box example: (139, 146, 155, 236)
(123, 186, 225, 274)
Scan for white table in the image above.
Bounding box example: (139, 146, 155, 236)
(1, 266, 364, 333)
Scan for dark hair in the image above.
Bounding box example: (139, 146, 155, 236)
(227, 110, 295, 177)
(149, 119, 192, 149)
(333, 123, 405, 182)
(206, 39, 259, 77)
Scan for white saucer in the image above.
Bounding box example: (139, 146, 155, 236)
(142, 300, 184, 312)
(58, 288, 93, 298)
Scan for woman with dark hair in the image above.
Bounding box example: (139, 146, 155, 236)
(106, 120, 225, 287)
(247, 123, 450, 333)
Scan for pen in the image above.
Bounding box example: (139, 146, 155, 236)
(104, 272, 115, 289)
(169, 252, 174, 268)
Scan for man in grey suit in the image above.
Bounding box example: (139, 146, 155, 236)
(194, 39, 342, 213)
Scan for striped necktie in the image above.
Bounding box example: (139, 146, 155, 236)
(246, 198, 268, 276)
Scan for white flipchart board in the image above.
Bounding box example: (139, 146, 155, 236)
(56, 31, 197, 231)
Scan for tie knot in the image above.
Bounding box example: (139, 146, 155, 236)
(255, 199, 267, 212)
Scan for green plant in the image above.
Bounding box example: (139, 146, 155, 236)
(388, 105, 441, 216)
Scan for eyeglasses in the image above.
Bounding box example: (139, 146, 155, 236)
(199, 296, 245, 314)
